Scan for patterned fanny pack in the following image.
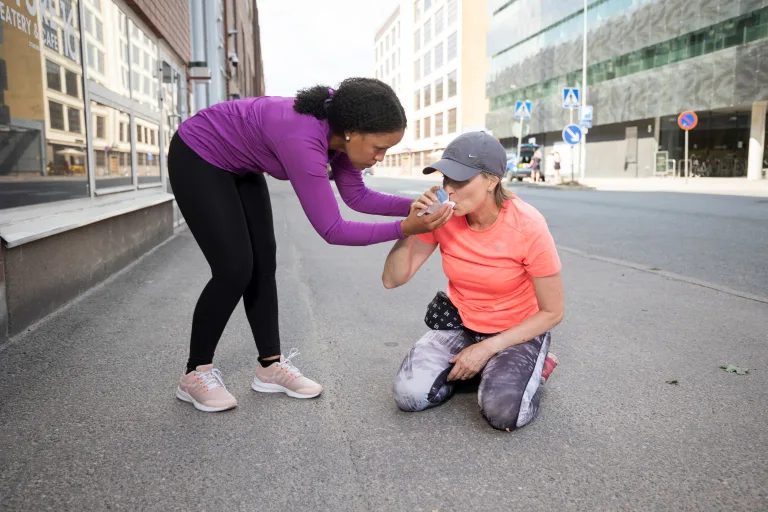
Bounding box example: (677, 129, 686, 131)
(424, 291, 465, 331)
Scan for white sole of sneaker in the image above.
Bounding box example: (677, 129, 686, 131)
(175, 387, 237, 412)
(251, 378, 322, 399)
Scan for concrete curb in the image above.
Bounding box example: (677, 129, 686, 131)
(505, 181, 596, 191)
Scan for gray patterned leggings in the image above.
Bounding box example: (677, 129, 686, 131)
(393, 329, 551, 430)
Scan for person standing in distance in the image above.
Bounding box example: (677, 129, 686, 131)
(169, 78, 452, 412)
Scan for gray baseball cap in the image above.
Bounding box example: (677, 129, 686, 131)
(423, 131, 507, 181)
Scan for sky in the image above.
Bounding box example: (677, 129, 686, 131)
(258, 0, 399, 96)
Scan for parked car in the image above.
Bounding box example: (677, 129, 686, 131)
(506, 143, 540, 181)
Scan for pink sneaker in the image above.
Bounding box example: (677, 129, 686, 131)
(176, 364, 237, 412)
(541, 352, 558, 384)
(251, 349, 323, 399)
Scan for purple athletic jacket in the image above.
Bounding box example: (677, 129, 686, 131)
(177, 96, 412, 246)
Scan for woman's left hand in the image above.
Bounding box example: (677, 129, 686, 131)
(447, 342, 496, 381)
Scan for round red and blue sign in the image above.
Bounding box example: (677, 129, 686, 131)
(678, 111, 698, 131)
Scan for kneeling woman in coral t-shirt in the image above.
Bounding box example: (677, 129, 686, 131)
(382, 132, 564, 431)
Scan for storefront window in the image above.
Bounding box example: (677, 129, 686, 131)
(0, 0, 90, 210)
(129, 21, 159, 113)
(91, 101, 132, 188)
(136, 119, 161, 184)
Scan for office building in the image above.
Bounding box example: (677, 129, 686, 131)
(374, 0, 489, 176)
(486, 0, 768, 180)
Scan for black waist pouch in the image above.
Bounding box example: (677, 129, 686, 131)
(424, 291, 465, 331)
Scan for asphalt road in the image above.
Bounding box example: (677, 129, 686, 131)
(368, 177, 768, 298)
(1, 178, 766, 511)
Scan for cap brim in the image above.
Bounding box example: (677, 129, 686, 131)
(422, 158, 480, 181)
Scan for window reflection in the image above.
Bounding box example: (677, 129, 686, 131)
(0, 0, 89, 209)
(91, 101, 132, 188)
(136, 119, 161, 183)
(129, 21, 159, 112)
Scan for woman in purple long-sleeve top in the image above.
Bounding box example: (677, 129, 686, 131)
(169, 78, 453, 412)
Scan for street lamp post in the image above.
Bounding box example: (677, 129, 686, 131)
(580, 0, 588, 182)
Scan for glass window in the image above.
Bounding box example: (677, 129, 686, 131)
(435, 113, 444, 136)
(84, 10, 93, 33)
(435, 78, 444, 102)
(424, 53, 432, 75)
(96, 116, 106, 139)
(425, 0, 432, 10)
(136, 119, 161, 184)
(435, 8, 444, 35)
(414, 60, 421, 80)
(49, 102, 66, 131)
(435, 43, 444, 69)
(0, 0, 90, 208)
(414, 0, 421, 21)
(91, 101, 132, 189)
(95, 20, 103, 42)
(137, 124, 143, 143)
(447, 32, 457, 60)
(414, 29, 421, 51)
(424, 19, 432, 43)
(64, 69, 80, 98)
(448, 108, 457, 133)
(424, 116, 431, 138)
(415, 119, 421, 139)
(132, 45, 140, 65)
(424, 84, 432, 107)
(47, 61, 62, 91)
(447, 0, 457, 24)
(414, 90, 421, 110)
(68, 107, 82, 133)
(448, 70, 457, 97)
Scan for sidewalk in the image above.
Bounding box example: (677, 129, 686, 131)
(581, 177, 768, 197)
(1, 182, 766, 510)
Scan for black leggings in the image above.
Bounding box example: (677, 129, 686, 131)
(168, 133, 281, 371)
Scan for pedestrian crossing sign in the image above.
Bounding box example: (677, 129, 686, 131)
(514, 100, 532, 119)
(562, 88, 580, 108)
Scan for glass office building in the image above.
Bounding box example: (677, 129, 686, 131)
(486, 0, 768, 178)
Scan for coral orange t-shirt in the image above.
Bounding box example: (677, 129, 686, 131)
(417, 198, 561, 334)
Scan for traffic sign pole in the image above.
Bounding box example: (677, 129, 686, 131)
(684, 129, 689, 184)
(570, 108, 575, 182)
(581, 0, 588, 183)
(677, 111, 698, 184)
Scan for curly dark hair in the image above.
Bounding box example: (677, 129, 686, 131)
(293, 77, 407, 135)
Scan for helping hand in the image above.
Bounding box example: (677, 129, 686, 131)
(401, 186, 452, 236)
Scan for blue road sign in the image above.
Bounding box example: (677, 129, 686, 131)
(562, 88, 580, 108)
(579, 105, 593, 128)
(514, 100, 532, 119)
(562, 124, 583, 145)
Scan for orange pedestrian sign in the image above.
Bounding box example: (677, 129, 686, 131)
(678, 111, 698, 130)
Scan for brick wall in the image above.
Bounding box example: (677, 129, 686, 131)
(125, 0, 190, 62)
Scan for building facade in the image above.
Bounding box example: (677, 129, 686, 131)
(486, 0, 768, 180)
(374, 0, 489, 176)
(189, 0, 264, 112)
(0, 0, 264, 341)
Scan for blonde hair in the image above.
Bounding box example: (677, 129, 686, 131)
(481, 171, 513, 208)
